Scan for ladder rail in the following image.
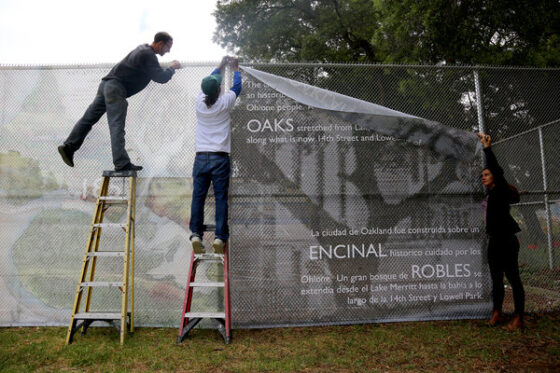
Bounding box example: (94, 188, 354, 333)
(177, 240, 231, 344)
(178, 251, 197, 337)
(66, 172, 136, 346)
(84, 177, 110, 315)
(129, 177, 136, 333)
(120, 176, 135, 344)
(224, 244, 231, 340)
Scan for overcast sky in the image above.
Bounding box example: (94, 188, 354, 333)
(0, 0, 228, 65)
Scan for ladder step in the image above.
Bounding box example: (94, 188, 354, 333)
(102, 170, 137, 177)
(185, 312, 225, 319)
(99, 196, 128, 201)
(93, 223, 126, 228)
(74, 312, 123, 320)
(88, 251, 125, 258)
(194, 253, 224, 260)
(189, 282, 224, 287)
(99, 196, 128, 204)
(81, 281, 123, 288)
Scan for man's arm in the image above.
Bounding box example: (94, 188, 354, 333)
(144, 53, 175, 83)
(230, 58, 242, 97)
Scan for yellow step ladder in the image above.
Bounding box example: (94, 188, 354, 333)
(66, 170, 137, 345)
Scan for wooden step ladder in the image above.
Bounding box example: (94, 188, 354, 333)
(177, 225, 231, 344)
(66, 170, 136, 345)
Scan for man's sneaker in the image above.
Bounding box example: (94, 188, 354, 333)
(115, 163, 143, 171)
(191, 236, 204, 254)
(213, 238, 225, 254)
(57, 145, 74, 167)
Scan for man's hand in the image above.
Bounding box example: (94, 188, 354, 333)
(477, 132, 491, 148)
(170, 60, 182, 69)
(230, 57, 239, 71)
(218, 56, 230, 71)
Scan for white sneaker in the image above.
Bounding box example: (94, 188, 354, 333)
(213, 238, 225, 254)
(191, 236, 204, 254)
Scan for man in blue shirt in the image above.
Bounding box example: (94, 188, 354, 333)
(58, 32, 182, 171)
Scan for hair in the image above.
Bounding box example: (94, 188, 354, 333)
(508, 183, 521, 203)
(154, 32, 173, 44)
(204, 89, 220, 108)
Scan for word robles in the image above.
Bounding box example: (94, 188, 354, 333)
(309, 243, 386, 260)
(411, 263, 472, 278)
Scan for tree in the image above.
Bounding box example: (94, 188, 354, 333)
(214, 0, 560, 66)
(373, 0, 560, 66)
(213, 0, 380, 62)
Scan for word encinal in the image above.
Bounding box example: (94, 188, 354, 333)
(309, 243, 386, 260)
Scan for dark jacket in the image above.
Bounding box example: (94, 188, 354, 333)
(484, 147, 521, 236)
(102, 44, 175, 97)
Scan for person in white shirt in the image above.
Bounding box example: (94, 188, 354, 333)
(189, 56, 242, 253)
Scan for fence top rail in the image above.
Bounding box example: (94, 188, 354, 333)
(0, 61, 221, 70)
(2, 61, 560, 71)
(493, 118, 560, 145)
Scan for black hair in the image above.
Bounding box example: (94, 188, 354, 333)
(204, 88, 220, 108)
(154, 32, 173, 44)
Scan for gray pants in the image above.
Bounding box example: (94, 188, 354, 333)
(64, 79, 131, 169)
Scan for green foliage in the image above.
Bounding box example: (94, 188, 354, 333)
(373, 0, 560, 66)
(214, 0, 379, 62)
(213, 0, 560, 66)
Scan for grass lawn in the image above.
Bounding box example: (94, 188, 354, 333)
(1, 312, 559, 372)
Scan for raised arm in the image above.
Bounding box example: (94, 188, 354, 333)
(478, 133, 518, 203)
(478, 132, 504, 179)
(211, 56, 230, 76)
(229, 57, 242, 97)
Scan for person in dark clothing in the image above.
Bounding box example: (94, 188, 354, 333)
(478, 132, 525, 330)
(57, 31, 182, 171)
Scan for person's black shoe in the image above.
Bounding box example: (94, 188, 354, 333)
(115, 163, 143, 171)
(57, 145, 74, 167)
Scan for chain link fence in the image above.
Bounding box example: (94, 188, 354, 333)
(0, 62, 559, 327)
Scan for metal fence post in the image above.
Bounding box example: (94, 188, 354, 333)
(538, 128, 554, 269)
(473, 70, 485, 133)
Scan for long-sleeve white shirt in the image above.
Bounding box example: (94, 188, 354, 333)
(194, 90, 237, 153)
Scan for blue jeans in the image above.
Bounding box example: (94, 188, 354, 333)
(189, 153, 230, 240)
(64, 79, 131, 169)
